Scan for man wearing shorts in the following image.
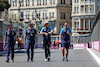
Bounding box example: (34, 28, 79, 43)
(59, 22, 72, 61)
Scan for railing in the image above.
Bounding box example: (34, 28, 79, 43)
(76, 28, 91, 30)
(72, 12, 96, 15)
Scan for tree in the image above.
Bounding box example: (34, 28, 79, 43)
(0, 0, 11, 11)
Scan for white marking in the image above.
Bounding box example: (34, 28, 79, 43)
(87, 48, 100, 65)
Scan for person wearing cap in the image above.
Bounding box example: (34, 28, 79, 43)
(59, 22, 72, 61)
(24, 22, 38, 62)
(4, 23, 17, 63)
(40, 22, 53, 62)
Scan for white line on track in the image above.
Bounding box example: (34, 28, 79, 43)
(87, 48, 100, 65)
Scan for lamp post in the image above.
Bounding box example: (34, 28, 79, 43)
(18, 0, 22, 37)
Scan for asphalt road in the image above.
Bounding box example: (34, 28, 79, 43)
(0, 49, 99, 67)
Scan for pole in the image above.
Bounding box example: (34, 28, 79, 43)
(18, 0, 21, 37)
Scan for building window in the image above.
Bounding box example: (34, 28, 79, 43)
(13, 0, 17, 7)
(40, 0, 41, 5)
(74, 6, 76, 13)
(75, 0, 79, 3)
(33, 0, 34, 6)
(61, 0, 62, 4)
(77, 6, 79, 13)
(61, 12, 66, 19)
(13, 1, 14, 7)
(85, 19, 89, 28)
(85, 6, 88, 12)
(75, 0, 77, 3)
(50, 0, 55, 4)
(43, 0, 44, 5)
(52, 12, 54, 18)
(90, 6, 94, 11)
(70, 0, 72, 5)
(43, 13, 45, 20)
(49, 12, 51, 19)
(90, 19, 91, 28)
(37, 0, 41, 5)
(20, 0, 24, 6)
(61, 0, 65, 4)
(45, 0, 47, 5)
(45, 13, 47, 19)
(28, 0, 30, 6)
(53, 0, 55, 4)
(26, 13, 30, 20)
(50, 0, 52, 4)
(15, 0, 17, 6)
(64, 0, 65, 4)
(32, 11, 35, 20)
(26, 0, 30, 6)
(20, 12, 24, 19)
(39, 13, 41, 20)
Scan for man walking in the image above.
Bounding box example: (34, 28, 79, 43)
(4, 23, 17, 63)
(40, 22, 53, 62)
(59, 22, 72, 61)
(24, 22, 38, 62)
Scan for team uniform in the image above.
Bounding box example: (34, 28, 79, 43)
(41, 27, 53, 60)
(60, 27, 72, 48)
(25, 28, 37, 61)
(6, 30, 16, 62)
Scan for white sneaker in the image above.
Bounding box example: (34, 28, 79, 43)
(45, 59, 48, 62)
(48, 56, 50, 61)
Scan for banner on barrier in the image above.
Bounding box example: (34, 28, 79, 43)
(73, 43, 88, 49)
(91, 41, 100, 52)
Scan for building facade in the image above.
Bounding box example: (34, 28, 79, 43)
(72, 0, 100, 36)
(9, 0, 72, 34)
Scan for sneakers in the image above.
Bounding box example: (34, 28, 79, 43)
(45, 59, 48, 62)
(62, 57, 65, 61)
(12, 60, 14, 62)
(48, 56, 50, 61)
(27, 57, 30, 62)
(66, 58, 68, 61)
(62, 57, 68, 61)
(31, 58, 33, 62)
(6, 60, 9, 63)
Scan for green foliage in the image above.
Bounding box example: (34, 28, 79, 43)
(36, 24, 44, 33)
(0, 0, 11, 11)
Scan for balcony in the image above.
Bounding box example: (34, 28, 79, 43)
(72, 12, 96, 16)
(73, 28, 91, 34)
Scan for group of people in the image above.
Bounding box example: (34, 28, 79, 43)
(4, 21, 72, 63)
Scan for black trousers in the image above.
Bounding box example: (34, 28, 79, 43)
(43, 40, 51, 59)
(7, 45, 14, 60)
(18, 43, 21, 49)
(26, 43, 34, 60)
